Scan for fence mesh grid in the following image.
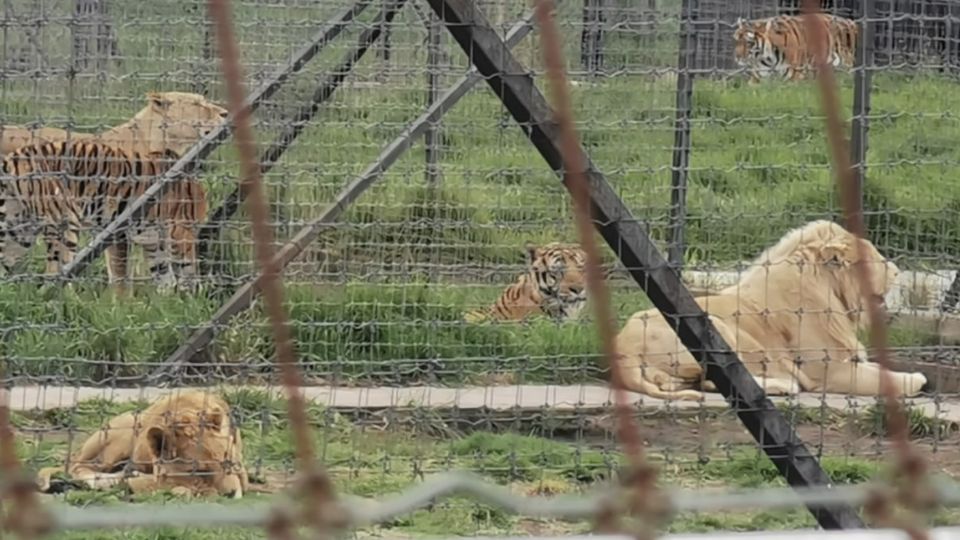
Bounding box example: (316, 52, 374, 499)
(2, 0, 960, 537)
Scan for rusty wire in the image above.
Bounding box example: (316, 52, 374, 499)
(531, 0, 666, 537)
(799, 1, 933, 538)
(0, 386, 50, 540)
(205, 0, 344, 537)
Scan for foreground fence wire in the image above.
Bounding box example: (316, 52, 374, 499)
(2, 0, 960, 538)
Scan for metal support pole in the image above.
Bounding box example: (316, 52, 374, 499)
(667, 0, 696, 272)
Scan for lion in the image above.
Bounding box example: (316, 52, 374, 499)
(0, 91, 228, 156)
(616, 220, 929, 401)
(36, 390, 248, 498)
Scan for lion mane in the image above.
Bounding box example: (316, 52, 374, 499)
(615, 220, 928, 401)
(36, 390, 248, 498)
(0, 91, 228, 156)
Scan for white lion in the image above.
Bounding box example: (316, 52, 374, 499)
(616, 220, 928, 401)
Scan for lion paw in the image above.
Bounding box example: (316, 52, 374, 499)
(171, 486, 194, 498)
(35, 474, 52, 493)
(35, 467, 64, 493)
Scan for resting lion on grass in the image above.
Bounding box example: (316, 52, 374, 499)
(36, 390, 248, 498)
(616, 220, 929, 401)
(0, 91, 228, 156)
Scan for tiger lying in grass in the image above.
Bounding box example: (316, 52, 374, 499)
(463, 243, 590, 323)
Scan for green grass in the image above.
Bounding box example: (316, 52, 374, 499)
(17, 392, 960, 539)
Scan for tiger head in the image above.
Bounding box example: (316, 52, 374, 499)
(733, 17, 764, 67)
(526, 242, 588, 321)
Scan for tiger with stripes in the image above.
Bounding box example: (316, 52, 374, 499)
(733, 13, 859, 83)
(463, 243, 589, 323)
(0, 140, 208, 293)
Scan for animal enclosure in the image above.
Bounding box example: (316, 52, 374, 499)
(3, 0, 960, 537)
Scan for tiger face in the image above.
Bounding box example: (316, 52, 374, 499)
(732, 17, 780, 80)
(526, 243, 588, 321)
(733, 17, 759, 66)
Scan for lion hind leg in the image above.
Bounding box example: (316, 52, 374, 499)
(751, 375, 800, 396)
(822, 360, 928, 397)
(698, 370, 802, 396)
(35, 466, 65, 492)
(73, 470, 139, 491)
(48, 412, 143, 491)
(37, 466, 138, 493)
(620, 364, 705, 402)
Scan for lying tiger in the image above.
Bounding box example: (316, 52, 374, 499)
(0, 140, 207, 293)
(733, 13, 859, 83)
(464, 243, 589, 323)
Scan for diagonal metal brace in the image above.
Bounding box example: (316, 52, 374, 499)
(149, 0, 541, 383)
(56, 0, 372, 279)
(424, 0, 865, 530)
(197, 0, 407, 265)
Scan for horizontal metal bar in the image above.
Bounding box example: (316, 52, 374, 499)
(34, 472, 960, 533)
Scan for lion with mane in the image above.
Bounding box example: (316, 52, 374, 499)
(616, 220, 928, 400)
(36, 390, 248, 498)
(0, 91, 228, 156)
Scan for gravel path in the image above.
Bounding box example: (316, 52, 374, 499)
(7, 384, 960, 422)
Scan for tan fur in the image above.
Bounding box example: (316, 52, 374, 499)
(464, 243, 588, 323)
(733, 14, 859, 83)
(0, 91, 227, 156)
(36, 391, 248, 498)
(615, 220, 928, 401)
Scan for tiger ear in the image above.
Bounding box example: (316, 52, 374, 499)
(735, 16, 745, 28)
(524, 243, 541, 265)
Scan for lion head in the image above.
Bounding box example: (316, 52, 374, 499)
(739, 220, 899, 325)
(110, 91, 228, 155)
(141, 394, 247, 498)
(813, 223, 899, 321)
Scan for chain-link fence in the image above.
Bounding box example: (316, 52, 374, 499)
(2, 0, 960, 538)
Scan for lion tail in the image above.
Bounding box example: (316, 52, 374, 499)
(618, 369, 706, 402)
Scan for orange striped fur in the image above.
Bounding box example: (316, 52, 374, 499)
(0, 140, 207, 292)
(464, 243, 589, 323)
(733, 13, 858, 82)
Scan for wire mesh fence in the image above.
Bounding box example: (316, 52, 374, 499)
(2, 0, 960, 538)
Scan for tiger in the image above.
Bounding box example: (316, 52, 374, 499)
(463, 243, 589, 323)
(733, 13, 859, 83)
(0, 140, 208, 293)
